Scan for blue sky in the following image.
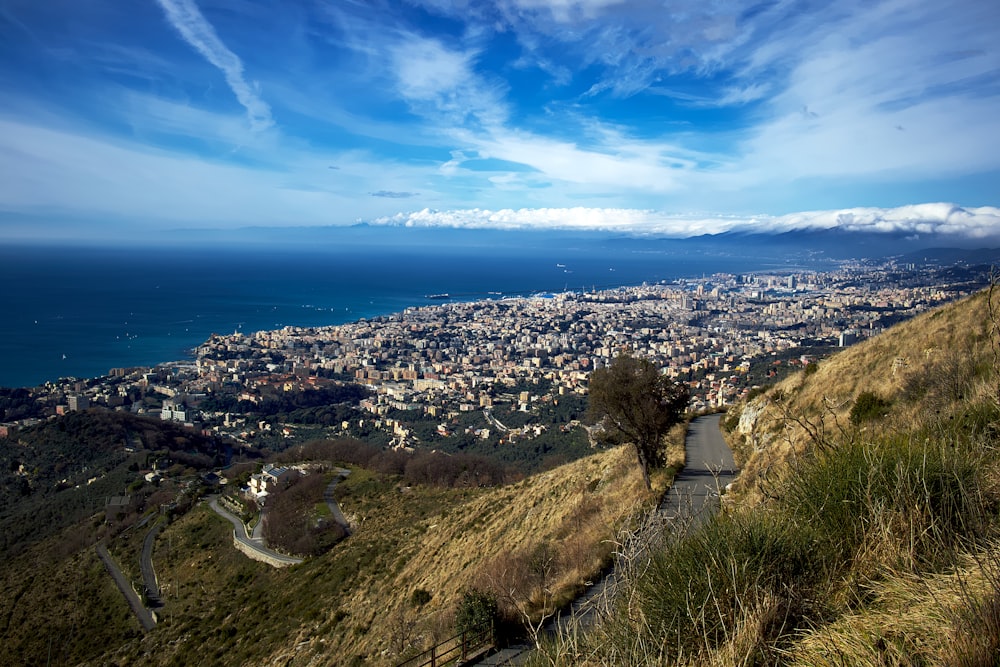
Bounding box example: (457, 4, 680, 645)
(1, 0, 999, 240)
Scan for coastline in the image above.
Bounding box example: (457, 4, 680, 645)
(0, 239, 841, 389)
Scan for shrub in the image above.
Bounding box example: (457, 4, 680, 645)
(744, 385, 772, 402)
(849, 391, 890, 425)
(455, 588, 498, 637)
(901, 348, 983, 409)
(780, 434, 990, 573)
(721, 410, 740, 433)
(410, 588, 432, 607)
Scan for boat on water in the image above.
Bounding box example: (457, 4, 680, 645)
(426, 293, 450, 299)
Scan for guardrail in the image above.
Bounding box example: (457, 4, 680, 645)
(395, 622, 493, 667)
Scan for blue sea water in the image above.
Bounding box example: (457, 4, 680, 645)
(0, 234, 815, 388)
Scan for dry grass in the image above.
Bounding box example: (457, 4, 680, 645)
(56, 434, 672, 667)
(728, 288, 997, 506)
(254, 444, 657, 665)
(541, 289, 1000, 667)
(397, 445, 651, 619)
(788, 546, 1000, 667)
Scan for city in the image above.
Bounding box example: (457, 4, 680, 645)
(2, 259, 988, 460)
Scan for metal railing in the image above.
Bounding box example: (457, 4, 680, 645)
(395, 622, 493, 667)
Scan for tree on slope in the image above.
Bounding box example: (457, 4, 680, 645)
(587, 353, 689, 490)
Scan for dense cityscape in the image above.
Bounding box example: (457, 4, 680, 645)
(2, 258, 988, 456)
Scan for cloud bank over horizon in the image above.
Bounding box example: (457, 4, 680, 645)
(0, 0, 997, 241)
(371, 203, 1000, 240)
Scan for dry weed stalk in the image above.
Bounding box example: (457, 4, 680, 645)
(988, 269, 1000, 410)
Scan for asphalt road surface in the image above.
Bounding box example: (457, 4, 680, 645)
(208, 497, 304, 566)
(475, 413, 738, 666)
(96, 543, 156, 631)
(140, 521, 163, 607)
(659, 413, 738, 525)
(323, 469, 353, 535)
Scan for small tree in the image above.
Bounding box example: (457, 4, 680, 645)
(587, 353, 689, 490)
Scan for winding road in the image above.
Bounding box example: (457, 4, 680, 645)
(323, 468, 353, 535)
(208, 497, 304, 567)
(140, 520, 163, 607)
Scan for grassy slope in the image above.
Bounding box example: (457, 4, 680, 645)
(44, 443, 654, 666)
(730, 287, 997, 502)
(7, 289, 995, 666)
(0, 535, 139, 666)
(718, 288, 1000, 665)
(523, 288, 1000, 666)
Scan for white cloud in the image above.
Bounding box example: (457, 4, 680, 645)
(506, 0, 627, 22)
(727, 2, 1000, 187)
(371, 203, 1000, 239)
(769, 203, 1000, 238)
(318, 0, 1000, 205)
(154, 0, 273, 131)
(392, 38, 474, 102)
(4, 0, 999, 235)
(445, 118, 708, 195)
(388, 34, 508, 128)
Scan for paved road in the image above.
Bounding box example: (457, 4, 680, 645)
(208, 497, 303, 566)
(140, 520, 163, 607)
(659, 413, 737, 525)
(323, 469, 353, 535)
(474, 413, 737, 665)
(96, 543, 156, 631)
(251, 508, 265, 540)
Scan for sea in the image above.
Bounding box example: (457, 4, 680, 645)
(0, 232, 831, 388)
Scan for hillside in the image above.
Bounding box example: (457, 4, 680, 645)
(0, 424, 681, 666)
(528, 287, 1000, 665)
(0, 410, 232, 558)
(7, 289, 996, 666)
(727, 286, 998, 503)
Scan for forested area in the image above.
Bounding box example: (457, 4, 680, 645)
(200, 382, 369, 417)
(262, 473, 345, 556)
(0, 387, 46, 422)
(0, 410, 228, 557)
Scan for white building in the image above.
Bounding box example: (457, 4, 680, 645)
(248, 464, 298, 501)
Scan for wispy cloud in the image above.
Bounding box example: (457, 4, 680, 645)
(371, 190, 419, 198)
(153, 0, 273, 131)
(0, 0, 997, 240)
(389, 34, 509, 130)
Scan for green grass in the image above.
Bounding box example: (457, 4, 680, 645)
(780, 430, 993, 575)
(633, 510, 816, 660)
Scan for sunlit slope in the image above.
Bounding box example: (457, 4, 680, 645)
(83, 444, 653, 666)
(728, 287, 997, 502)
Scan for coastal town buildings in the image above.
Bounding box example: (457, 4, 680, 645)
(3, 260, 989, 451)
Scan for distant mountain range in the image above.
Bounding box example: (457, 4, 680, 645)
(605, 228, 1000, 263)
(175, 223, 996, 261)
